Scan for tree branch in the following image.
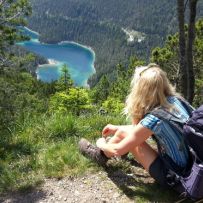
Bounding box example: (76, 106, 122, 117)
(184, 0, 189, 12)
(0, 0, 6, 7)
(0, 55, 12, 68)
(0, 11, 23, 25)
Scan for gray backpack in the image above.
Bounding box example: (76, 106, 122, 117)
(151, 100, 203, 200)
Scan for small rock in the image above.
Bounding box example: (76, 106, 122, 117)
(48, 191, 53, 196)
(74, 190, 80, 196)
(113, 192, 120, 198)
(101, 198, 107, 203)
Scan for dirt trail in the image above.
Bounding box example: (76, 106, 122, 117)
(0, 156, 157, 203)
(0, 172, 131, 203)
(0, 166, 154, 203)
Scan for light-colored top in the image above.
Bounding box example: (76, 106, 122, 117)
(140, 96, 191, 167)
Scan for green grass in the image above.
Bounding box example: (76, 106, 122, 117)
(0, 112, 192, 202)
(39, 138, 89, 177)
(0, 112, 125, 193)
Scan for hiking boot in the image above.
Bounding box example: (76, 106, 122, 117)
(78, 138, 108, 166)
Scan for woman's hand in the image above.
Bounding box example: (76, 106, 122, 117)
(96, 137, 116, 157)
(97, 123, 153, 158)
(96, 137, 106, 148)
(102, 124, 118, 137)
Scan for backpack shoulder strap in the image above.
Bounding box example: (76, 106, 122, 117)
(151, 107, 185, 133)
(151, 97, 195, 128)
(177, 97, 195, 117)
(150, 107, 186, 151)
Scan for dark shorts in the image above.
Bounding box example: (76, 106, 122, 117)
(148, 156, 170, 187)
(149, 155, 192, 194)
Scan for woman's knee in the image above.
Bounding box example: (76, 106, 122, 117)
(130, 142, 158, 171)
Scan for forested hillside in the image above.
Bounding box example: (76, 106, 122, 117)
(28, 0, 203, 86)
(0, 0, 202, 199)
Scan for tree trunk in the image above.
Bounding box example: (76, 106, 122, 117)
(186, 0, 198, 103)
(177, 0, 187, 98)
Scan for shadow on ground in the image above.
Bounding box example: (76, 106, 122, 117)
(104, 158, 193, 203)
(0, 188, 47, 203)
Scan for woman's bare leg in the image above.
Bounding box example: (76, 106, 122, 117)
(130, 142, 158, 171)
(105, 131, 158, 171)
(106, 126, 132, 144)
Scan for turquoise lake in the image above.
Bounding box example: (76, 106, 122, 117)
(17, 27, 95, 86)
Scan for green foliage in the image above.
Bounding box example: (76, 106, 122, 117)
(0, 109, 127, 193)
(0, 67, 56, 137)
(55, 64, 73, 92)
(28, 0, 203, 87)
(151, 19, 203, 105)
(0, 1, 202, 199)
(151, 47, 174, 66)
(50, 88, 92, 115)
(40, 138, 88, 177)
(0, 0, 47, 136)
(102, 97, 125, 114)
(90, 56, 144, 106)
(90, 75, 110, 104)
(0, 0, 31, 67)
(42, 114, 79, 140)
(193, 79, 203, 107)
(110, 57, 144, 101)
(0, 155, 41, 193)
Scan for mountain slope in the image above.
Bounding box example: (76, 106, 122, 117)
(28, 0, 203, 86)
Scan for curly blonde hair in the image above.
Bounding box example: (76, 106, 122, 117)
(124, 63, 180, 121)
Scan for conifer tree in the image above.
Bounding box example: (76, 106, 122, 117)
(0, 0, 31, 68)
(177, 0, 199, 103)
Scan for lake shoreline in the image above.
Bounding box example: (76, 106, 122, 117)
(24, 26, 96, 73)
(20, 26, 96, 86)
(58, 41, 96, 74)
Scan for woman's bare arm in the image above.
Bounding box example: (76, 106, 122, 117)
(97, 123, 153, 157)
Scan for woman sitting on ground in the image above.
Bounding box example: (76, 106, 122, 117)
(79, 63, 193, 187)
